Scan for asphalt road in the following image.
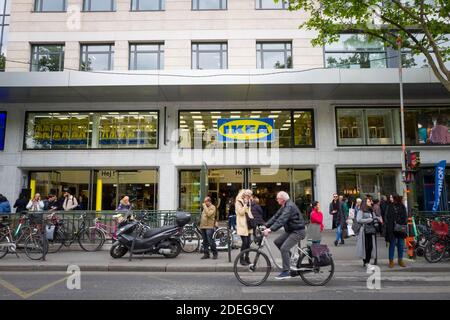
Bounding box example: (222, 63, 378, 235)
(1, 271, 450, 300)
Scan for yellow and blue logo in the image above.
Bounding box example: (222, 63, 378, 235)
(217, 118, 274, 142)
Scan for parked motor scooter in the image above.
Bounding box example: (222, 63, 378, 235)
(110, 211, 191, 259)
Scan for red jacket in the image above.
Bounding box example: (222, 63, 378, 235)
(311, 208, 324, 231)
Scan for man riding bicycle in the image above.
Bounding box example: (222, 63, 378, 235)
(263, 191, 306, 280)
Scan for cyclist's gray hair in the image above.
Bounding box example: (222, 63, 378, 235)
(277, 191, 290, 201)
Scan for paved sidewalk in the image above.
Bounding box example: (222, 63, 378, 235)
(0, 230, 448, 273)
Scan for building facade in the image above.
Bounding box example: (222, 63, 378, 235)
(1, 0, 449, 227)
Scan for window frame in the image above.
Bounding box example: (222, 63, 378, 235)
(0, 111, 6, 151)
(177, 108, 315, 149)
(130, 0, 165, 11)
(23, 110, 160, 150)
(191, 42, 228, 70)
(30, 43, 65, 72)
(255, 0, 287, 10)
(192, 0, 227, 11)
(79, 43, 115, 71)
(256, 41, 293, 69)
(34, 0, 67, 12)
(129, 42, 164, 70)
(82, 0, 116, 12)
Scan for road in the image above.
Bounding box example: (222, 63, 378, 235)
(1, 271, 450, 300)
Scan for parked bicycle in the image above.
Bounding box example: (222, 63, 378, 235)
(180, 222, 237, 253)
(424, 217, 450, 263)
(233, 226, 334, 286)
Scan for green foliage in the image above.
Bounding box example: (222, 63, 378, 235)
(0, 53, 5, 72)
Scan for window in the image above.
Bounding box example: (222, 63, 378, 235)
(34, 0, 67, 11)
(325, 34, 387, 68)
(192, 0, 226, 10)
(80, 44, 114, 71)
(336, 108, 401, 146)
(131, 0, 164, 10)
(256, 0, 287, 9)
(129, 43, 164, 70)
(0, 112, 6, 150)
(401, 33, 450, 69)
(83, 0, 115, 11)
(405, 107, 450, 145)
(24, 111, 158, 150)
(0, 0, 10, 56)
(257, 42, 292, 69)
(192, 43, 227, 70)
(178, 110, 314, 149)
(31, 44, 64, 71)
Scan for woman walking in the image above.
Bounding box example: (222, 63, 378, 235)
(309, 201, 324, 244)
(385, 195, 408, 268)
(356, 198, 378, 269)
(235, 189, 254, 266)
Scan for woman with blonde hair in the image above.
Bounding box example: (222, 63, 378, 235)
(235, 189, 254, 266)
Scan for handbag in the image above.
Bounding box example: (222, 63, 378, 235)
(364, 223, 376, 235)
(394, 223, 407, 235)
(245, 212, 256, 230)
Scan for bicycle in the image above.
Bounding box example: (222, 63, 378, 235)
(58, 213, 105, 252)
(0, 215, 46, 260)
(424, 217, 450, 263)
(233, 226, 335, 286)
(180, 222, 237, 253)
(93, 214, 124, 243)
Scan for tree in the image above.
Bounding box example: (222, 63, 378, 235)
(282, 0, 450, 91)
(0, 53, 5, 72)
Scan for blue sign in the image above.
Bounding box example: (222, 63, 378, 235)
(0, 112, 6, 151)
(217, 118, 274, 142)
(432, 160, 447, 213)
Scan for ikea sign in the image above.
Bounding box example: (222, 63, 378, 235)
(217, 118, 274, 142)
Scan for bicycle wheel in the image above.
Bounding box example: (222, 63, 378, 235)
(214, 227, 230, 249)
(297, 250, 334, 286)
(424, 236, 446, 263)
(233, 248, 271, 286)
(0, 234, 10, 259)
(181, 229, 201, 253)
(46, 230, 65, 254)
(78, 227, 105, 252)
(24, 234, 45, 260)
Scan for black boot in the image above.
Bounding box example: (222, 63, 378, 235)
(201, 253, 210, 260)
(240, 256, 249, 266)
(340, 239, 345, 245)
(244, 255, 251, 264)
(212, 252, 218, 260)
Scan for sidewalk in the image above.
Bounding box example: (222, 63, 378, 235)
(0, 230, 448, 273)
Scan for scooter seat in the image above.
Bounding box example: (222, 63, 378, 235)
(143, 225, 176, 239)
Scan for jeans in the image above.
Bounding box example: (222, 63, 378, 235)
(274, 229, 306, 272)
(201, 228, 217, 256)
(335, 225, 342, 242)
(389, 237, 405, 260)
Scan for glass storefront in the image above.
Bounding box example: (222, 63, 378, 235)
(24, 111, 158, 150)
(417, 167, 450, 211)
(178, 109, 314, 149)
(405, 106, 450, 145)
(179, 168, 313, 220)
(336, 168, 401, 200)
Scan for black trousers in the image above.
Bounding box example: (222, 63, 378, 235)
(240, 235, 251, 257)
(364, 233, 373, 264)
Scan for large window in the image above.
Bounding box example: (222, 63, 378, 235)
(80, 44, 114, 71)
(129, 43, 164, 70)
(256, 0, 287, 9)
(131, 0, 164, 10)
(257, 42, 292, 69)
(402, 34, 450, 69)
(34, 0, 67, 11)
(178, 109, 314, 149)
(325, 34, 387, 69)
(24, 111, 158, 150)
(0, 0, 10, 57)
(405, 107, 450, 145)
(192, 0, 226, 10)
(192, 43, 227, 70)
(83, 0, 115, 11)
(336, 108, 401, 146)
(0, 111, 5, 150)
(31, 44, 64, 71)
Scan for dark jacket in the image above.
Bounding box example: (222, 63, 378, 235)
(13, 198, 28, 213)
(329, 200, 346, 229)
(0, 200, 11, 213)
(46, 199, 62, 211)
(266, 199, 305, 233)
(385, 203, 408, 242)
(250, 201, 265, 226)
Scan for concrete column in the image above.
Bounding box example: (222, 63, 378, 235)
(316, 163, 336, 229)
(158, 164, 177, 210)
(64, 41, 80, 71)
(114, 40, 129, 71)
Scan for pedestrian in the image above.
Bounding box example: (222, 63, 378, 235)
(117, 196, 132, 211)
(372, 199, 384, 234)
(200, 196, 218, 260)
(62, 188, 78, 211)
(250, 196, 265, 227)
(227, 198, 236, 231)
(13, 192, 29, 213)
(356, 198, 379, 269)
(235, 189, 253, 266)
(385, 195, 408, 268)
(329, 193, 346, 246)
(45, 193, 61, 211)
(0, 194, 11, 213)
(380, 195, 388, 224)
(263, 191, 306, 280)
(309, 201, 324, 244)
(341, 195, 349, 239)
(26, 193, 45, 212)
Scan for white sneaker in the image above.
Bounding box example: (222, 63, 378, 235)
(366, 264, 376, 271)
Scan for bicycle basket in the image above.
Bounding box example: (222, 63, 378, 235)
(310, 244, 332, 267)
(431, 221, 449, 237)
